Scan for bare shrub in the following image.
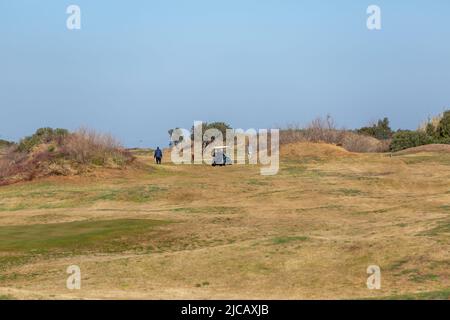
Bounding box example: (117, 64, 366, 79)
(0, 127, 134, 185)
(281, 116, 344, 145)
(0, 147, 27, 180)
(62, 128, 133, 166)
(279, 124, 307, 145)
(341, 132, 390, 153)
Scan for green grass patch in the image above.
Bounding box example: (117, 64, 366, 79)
(281, 165, 332, 179)
(295, 205, 343, 213)
(351, 207, 395, 216)
(247, 179, 270, 186)
(89, 185, 166, 203)
(271, 236, 308, 245)
(0, 219, 169, 255)
(420, 219, 450, 236)
(401, 154, 450, 166)
(335, 188, 363, 196)
(0, 294, 16, 300)
(26, 214, 68, 223)
(409, 273, 440, 283)
(305, 169, 327, 179)
(127, 148, 154, 156)
(282, 165, 308, 176)
(401, 156, 435, 165)
(384, 258, 409, 271)
(283, 157, 323, 165)
(0, 184, 167, 211)
(396, 268, 419, 276)
(0, 255, 34, 272)
(171, 206, 239, 214)
(0, 203, 28, 212)
(377, 288, 450, 300)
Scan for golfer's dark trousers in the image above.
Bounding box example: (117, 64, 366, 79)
(156, 157, 162, 164)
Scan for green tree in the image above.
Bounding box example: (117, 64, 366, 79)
(190, 121, 232, 145)
(425, 122, 437, 138)
(436, 110, 450, 139)
(186, 122, 232, 150)
(168, 128, 184, 146)
(357, 117, 393, 140)
(390, 130, 433, 152)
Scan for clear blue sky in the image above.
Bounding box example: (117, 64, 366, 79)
(1, 0, 449, 147)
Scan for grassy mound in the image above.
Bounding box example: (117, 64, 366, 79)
(280, 142, 356, 159)
(393, 144, 450, 155)
(0, 128, 134, 185)
(280, 116, 391, 153)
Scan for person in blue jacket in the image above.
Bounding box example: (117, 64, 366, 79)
(154, 147, 163, 164)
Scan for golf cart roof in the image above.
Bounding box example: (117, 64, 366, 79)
(213, 146, 229, 149)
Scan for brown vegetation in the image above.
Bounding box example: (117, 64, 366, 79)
(280, 116, 390, 153)
(0, 128, 134, 186)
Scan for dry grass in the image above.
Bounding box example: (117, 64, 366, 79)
(0, 143, 448, 300)
(341, 132, 390, 153)
(61, 128, 127, 165)
(0, 148, 28, 181)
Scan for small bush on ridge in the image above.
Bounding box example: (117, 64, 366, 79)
(0, 127, 134, 185)
(357, 118, 393, 140)
(17, 128, 69, 153)
(389, 131, 434, 152)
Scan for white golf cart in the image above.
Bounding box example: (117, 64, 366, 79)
(211, 146, 232, 166)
